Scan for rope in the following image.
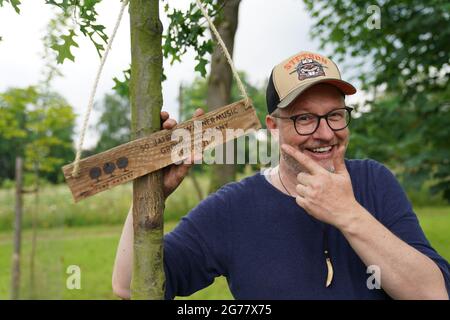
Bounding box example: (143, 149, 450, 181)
(72, 0, 129, 178)
(194, 0, 251, 107)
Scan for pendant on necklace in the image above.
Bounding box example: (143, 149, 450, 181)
(325, 253, 334, 288)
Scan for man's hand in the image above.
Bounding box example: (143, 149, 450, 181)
(161, 108, 204, 198)
(281, 143, 363, 229)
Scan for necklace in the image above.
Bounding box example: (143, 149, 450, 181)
(276, 166, 334, 288)
(277, 167, 292, 196)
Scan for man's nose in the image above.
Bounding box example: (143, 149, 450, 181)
(312, 118, 335, 141)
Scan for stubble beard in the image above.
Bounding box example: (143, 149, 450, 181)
(281, 148, 336, 174)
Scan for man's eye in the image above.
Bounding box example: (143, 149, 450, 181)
(298, 114, 314, 122)
(328, 112, 344, 120)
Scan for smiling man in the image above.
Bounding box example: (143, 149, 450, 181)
(113, 51, 450, 300)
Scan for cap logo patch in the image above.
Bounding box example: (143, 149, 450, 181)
(290, 58, 327, 81)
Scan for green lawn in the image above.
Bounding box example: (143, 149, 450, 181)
(0, 222, 233, 300)
(414, 206, 450, 259)
(0, 207, 448, 300)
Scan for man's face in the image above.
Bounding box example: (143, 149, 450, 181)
(267, 83, 349, 172)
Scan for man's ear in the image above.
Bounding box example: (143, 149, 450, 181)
(266, 115, 279, 141)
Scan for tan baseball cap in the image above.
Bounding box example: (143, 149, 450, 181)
(266, 51, 356, 114)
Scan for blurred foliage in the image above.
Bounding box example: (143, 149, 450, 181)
(88, 68, 132, 154)
(304, 0, 450, 201)
(40, 11, 68, 87)
(0, 86, 75, 185)
(112, 68, 131, 99)
(93, 93, 130, 154)
(180, 71, 267, 125)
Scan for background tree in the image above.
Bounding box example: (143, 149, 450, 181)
(0, 87, 75, 185)
(205, 0, 242, 193)
(303, 0, 450, 201)
(93, 92, 131, 154)
(0, 85, 75, 299)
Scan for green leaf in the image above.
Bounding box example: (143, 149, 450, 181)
(0, 0, 21, 14)
(194, 58, 208, 77)
(51, 30, 79, 64)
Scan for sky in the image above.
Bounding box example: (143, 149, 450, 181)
(0, 0, 364, 148)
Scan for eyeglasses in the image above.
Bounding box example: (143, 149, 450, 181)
(271, 107, 353, 136)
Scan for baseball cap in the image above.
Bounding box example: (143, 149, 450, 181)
(266, 51, 357, 114)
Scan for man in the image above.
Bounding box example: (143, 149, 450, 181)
(112, 51, 450, 299)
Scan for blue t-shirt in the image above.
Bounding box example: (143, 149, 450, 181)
(163, 159, 450, 299)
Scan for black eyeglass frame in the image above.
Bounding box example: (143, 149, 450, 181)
(271, 106, 354, 136)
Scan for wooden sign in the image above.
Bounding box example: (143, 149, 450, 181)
(62, 99, 261, 202)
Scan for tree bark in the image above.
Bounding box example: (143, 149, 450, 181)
(11, 156, 23, 300)
(207, 0, 242, 193)
(129, 0, 165, 300)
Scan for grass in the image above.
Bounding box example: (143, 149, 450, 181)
(414, 207, 450, 259)
(0, 221, 233, 300)
(0, 225, 121, 300)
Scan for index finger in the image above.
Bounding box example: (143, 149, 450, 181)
(193, 108, 204, 118)
(281, 144, 325, 175)
(160, 111, 169, 121)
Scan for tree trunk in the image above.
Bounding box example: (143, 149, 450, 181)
(129, 0, 165, 300)
(29, 162, 39, 299)
(207, 0, 242, 193)
(11, 157, 23, 300)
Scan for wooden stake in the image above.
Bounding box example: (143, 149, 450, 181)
(11, 156, 23, 300)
